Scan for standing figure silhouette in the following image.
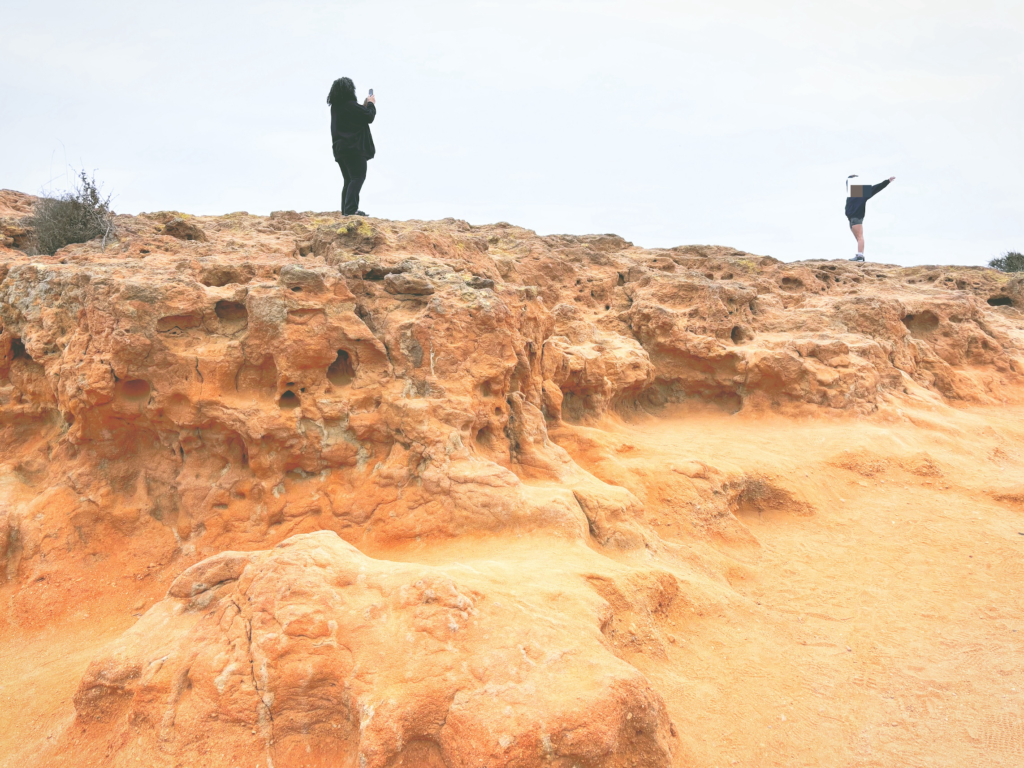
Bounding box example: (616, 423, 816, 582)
(845, 174, 895, 262)
(328, 77, 376, 216)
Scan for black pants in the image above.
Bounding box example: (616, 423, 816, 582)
(336, 152, 367, 215)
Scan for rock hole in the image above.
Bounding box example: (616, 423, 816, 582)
(561, 391, 587, 422)
(226, 433, 249, 467)
(704, 272, 715, 280)
(902, 311, 940, 334)
(10, 338, 28, 359)
(327, 350, 355, 386)
(987, 296, 1013, 307)
(118, 379, 151, 401)
(721, 272, 733, 280)
(780, 276, 804, 291)
(479, 380, 493, 398)
(604, 304, 611, 310)
(731, 325, 752, 344)
(215, 300, 248, 324)
(291, 286, 302, 292)
(476, 425, 495, 449)
(279, 390, 300, 410)
(157, 314, 202, 333)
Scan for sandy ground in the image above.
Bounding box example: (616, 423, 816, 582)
(2, 400, 1022, 767)
(554, 401, 1024, 767)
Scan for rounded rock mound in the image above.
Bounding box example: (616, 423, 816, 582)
(70, 531, 675, 768)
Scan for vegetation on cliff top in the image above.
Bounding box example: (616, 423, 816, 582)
(29, 171, 115, 255)
(989, 251, 1024, 273)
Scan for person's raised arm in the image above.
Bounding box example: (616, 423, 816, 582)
(869, 177, 895, 198)
(359, 94, 376, 123)
(360, 99, 376, 123)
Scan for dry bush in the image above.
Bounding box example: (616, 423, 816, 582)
(989, 251, 1024, 273)
(30, 170, 115, 255)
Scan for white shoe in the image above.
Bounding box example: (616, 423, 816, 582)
(849, 254, 865, 262)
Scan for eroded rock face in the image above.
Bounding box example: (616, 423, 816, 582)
(74, 531, 673, 768)
(2, 189, 1024, 767)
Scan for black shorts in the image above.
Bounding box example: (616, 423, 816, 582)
(848, 216, 864, 227)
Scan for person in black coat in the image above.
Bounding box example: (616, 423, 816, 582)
(328, 77, 376, 216)
(845, 175, 895, 262)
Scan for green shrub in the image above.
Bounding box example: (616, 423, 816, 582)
(989, 251, 1024, 273)
(30, 171, 115, 255)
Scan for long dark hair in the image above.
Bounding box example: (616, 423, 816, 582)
(327, 77, 356, 106)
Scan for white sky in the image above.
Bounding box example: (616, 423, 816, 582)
(2, 0, 1022, 266)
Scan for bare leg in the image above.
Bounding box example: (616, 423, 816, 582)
(850, 223, 865, 254)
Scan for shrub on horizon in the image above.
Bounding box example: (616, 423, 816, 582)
(29, 170, 115, 256)
(988, 251, 1024, 273)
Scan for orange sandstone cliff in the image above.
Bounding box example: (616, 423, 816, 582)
(1, 189, 1022, 767)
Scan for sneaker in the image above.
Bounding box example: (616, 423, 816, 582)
(848, 254, 865, 262)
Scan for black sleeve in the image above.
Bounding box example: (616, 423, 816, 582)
(867, 179, 890, 199)
(357, 102, 376, 124)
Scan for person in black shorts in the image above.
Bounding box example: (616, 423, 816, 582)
(328, 77, 377, 216)
(846, 175, 895, 261)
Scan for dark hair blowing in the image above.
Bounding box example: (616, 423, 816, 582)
(327, 77, 356, 106)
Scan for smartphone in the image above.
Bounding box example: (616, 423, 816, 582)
(369, 88, 374, 96)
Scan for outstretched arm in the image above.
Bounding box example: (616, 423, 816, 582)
(868, 177, 895, 198)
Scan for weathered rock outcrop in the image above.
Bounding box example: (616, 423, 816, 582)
(74, 531, 673, 768)
(1, 188, 1023, 767)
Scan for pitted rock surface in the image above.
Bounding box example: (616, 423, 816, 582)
(2, 188, 1024, 768)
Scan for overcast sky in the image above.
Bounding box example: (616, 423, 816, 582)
(2, 0, 1021, 265)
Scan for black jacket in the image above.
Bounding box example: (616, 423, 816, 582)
(845, 179, 890, 220)
(331, 100, 376, 160)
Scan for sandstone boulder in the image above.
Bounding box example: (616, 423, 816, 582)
(73, 531, 675, 768)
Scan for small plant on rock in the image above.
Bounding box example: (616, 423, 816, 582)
(30, 170, 115, 255)
(988, 251, 1024, 272)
